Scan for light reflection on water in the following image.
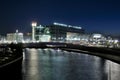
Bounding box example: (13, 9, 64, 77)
(22, 48, 120, 80)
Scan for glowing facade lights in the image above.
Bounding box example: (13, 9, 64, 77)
(53, 22, 82, 29)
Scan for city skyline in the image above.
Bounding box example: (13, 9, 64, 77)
(0, 0, 120, 36)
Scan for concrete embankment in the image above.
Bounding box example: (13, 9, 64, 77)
(61, 44, 120, 64)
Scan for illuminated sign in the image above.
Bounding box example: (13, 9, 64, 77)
(53, 22, 82, 29)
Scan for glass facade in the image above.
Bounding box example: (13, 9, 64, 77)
(46, 23, 85, 41)
(33, 22, 84, 42)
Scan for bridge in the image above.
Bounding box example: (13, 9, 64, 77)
(0, 42, 120, 64)
(21, 42, 120, 64)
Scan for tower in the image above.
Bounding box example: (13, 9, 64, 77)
(31, 22, 37, 41)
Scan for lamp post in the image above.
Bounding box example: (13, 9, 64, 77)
(31, 22, 37, 42)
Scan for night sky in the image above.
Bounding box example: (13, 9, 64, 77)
(0, 0, 120, 36)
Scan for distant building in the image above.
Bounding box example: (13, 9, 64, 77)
(0, 35, 6, 43)
(31, 22, 51, 42)
(7, 30, 24, 43)
(31, 22, 120, 48)
(32, 22, 85, 42)
(46, 22, 85, 41)
(89, 33, 107, 45)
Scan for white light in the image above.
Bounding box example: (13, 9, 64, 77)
(93, 34, 102, 38)
(16, 29, 18, 33)
(53, 22, 82, 29)
(114, 39, 119, 43)
(32, 22, 37, 27)
(54, 22, 67, 27)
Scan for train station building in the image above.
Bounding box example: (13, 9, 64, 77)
(31, 22, 85, 42)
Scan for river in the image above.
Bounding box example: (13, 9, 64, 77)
(21, 48, 120, 80)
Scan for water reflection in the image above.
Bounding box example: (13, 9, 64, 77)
(22, 48, 120, 80)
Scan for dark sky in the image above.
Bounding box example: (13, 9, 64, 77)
(0, 0, 120, 35)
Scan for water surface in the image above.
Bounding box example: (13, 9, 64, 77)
(22, 48, 120, 80)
